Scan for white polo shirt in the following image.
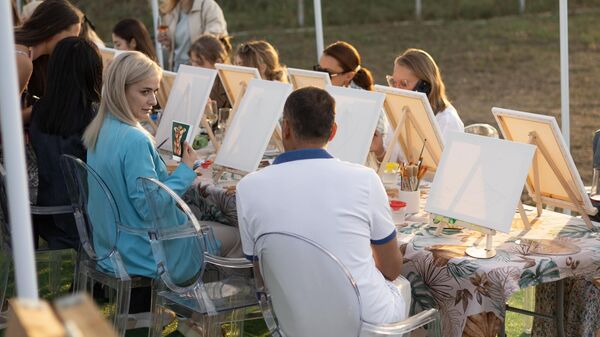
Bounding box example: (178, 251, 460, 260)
(236, 148, 408, 324)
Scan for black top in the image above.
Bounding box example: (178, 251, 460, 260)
(28, 105, 91, 249)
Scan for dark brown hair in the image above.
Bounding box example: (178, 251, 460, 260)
(283, 87, 335, 143)
(112, 18, 158, 62)
(189, 34, 232, 65)
(14, 0, 83, 47)
(323, 41, 374, 91)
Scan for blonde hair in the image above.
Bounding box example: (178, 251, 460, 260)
(394, 48, 450, 114)
(234, 40, 287, 82)
(160, 0, 192, 14)
(83, 51, 162, 150)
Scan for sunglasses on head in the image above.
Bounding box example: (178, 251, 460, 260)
(312, 65, 346, 78)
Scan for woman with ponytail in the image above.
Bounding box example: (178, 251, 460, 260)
(316, 41, 387, 162)
(233, 40, 287, 83)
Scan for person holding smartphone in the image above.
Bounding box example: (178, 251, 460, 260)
(388, 48, 464, 137)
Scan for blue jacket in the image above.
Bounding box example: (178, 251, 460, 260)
(87, 115, 201, 282)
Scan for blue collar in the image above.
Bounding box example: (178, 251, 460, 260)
(272, 148, 333, 165)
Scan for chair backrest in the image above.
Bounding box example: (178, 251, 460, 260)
(59, 155, 121, 264)
(254, 232, 363, 337)
(137, 176, 217, 290)
(464, 123, 499, 138)
(593, 129, 600, 169)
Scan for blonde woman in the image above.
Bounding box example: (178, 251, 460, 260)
(158, 0, 227, 71)
(389, 48, 463, 136)
(83, 51, 241, 288)
(233, 40, 287, 82)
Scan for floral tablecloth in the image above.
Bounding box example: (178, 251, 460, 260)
(397, 209, 600, 337)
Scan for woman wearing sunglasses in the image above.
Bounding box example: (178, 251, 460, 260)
(388, 48, 463, 137)
(315, 41, 388, 163)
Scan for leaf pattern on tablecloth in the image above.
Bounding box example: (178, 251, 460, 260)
(519, 259, 560, 288)
(406, 271, 436, 314)
(440, 298, 465, 337)
(455, 288, 473, 312)
(470, 272, 491, 305)
(512, 255, 536, 269)
(447, 260, 479, 283)
(412, 254, 453, 304)
(485, 267, 520, 316)
(558, 224, 599, 238)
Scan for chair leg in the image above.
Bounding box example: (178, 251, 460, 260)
(555, 279, 565, 337)
(113, 280, 132, 337)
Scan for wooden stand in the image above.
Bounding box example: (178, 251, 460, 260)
(377, 105, 440, 176)
(526, 131, 594, 229)
(432, 216, 498, 259)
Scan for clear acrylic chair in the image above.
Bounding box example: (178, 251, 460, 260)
(0, 162, 78, 329)
(138, 176, 259, 337)
(60, 154, 154, 336)
(464, 123, 499, 138)
(254, 231, 442, 337)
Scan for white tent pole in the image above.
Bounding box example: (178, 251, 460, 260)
(559, 0, 569, 149)
(150, 0, 164, 68)
(313, 0, 324, 61)
(0, 0, 39, 300)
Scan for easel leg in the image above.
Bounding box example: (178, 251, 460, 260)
(518, 201, 531, 230)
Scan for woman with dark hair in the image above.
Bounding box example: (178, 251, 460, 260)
(29, 37, 102, 249)
(189, 34, 231, 108)
(112, 18, 158, 62)
(14, 0, 83, 118)
(316, 41, 388, 162)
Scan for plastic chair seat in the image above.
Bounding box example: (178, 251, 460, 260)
(156, 278, 257, 316)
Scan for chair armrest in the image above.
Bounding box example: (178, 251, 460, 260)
(30, 205, 73, 215)
(360, 308, 440, 336)
(204, 253, 253, 269)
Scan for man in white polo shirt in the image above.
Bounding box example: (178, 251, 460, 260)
(236, 87, 410, 324)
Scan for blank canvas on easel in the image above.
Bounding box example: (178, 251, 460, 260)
(99, 47, 123, 69)
(325, 85, 384, 165)
(287, 68, 331, 90)
(155, 65, 216, 152)
(374, 85, 444, 175)
(214, 79, 293, 173)
(215, 63, 261, 106)
(426, 132, 535, 233)
(492, 107, 597, 222)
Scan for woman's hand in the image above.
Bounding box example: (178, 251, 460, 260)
(181, 141, 200, 169)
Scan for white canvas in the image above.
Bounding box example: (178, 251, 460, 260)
(287, 68, 332, 89)
(214, 79, 293, 173)
(425, 132, 535, 233)
(325, 85, 384, 164)
(155, 65, 216, 152)
(215, 63, 261, 106)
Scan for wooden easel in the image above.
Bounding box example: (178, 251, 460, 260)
(377, 105, 440, 176)
(525, 131, 594, 229)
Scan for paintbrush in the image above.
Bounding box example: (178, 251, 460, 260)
(416, 138, 427, 170)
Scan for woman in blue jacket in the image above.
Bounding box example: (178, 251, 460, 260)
(82, 51, 240, 286)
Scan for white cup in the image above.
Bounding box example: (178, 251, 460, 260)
(398, 189, 420, 214)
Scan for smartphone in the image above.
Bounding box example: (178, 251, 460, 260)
(414, 80, 431, 95)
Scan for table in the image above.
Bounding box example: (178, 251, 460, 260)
(397, 206, 600, 337)
(187, 176, 600, 337)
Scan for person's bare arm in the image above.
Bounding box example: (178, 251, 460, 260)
(371, 235, 403, 281)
